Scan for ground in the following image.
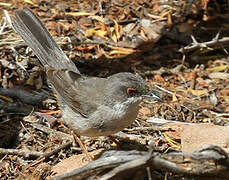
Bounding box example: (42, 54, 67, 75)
(0, 0, 229, 179)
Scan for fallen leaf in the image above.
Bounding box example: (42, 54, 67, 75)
(154, 74, 165, 82)
(202, 0, 211, 9)
(139, 107, 151, 116)
(25, 75, 35, 86)
(206, 65, 228, 72)
(85, 27, 107, 38)
(24, 0, 35, 5)
(163, 123, 187, 139)
(163, 133, 181, 150)
(89, 15, 104, 23)
(110, 20, 121, 42)
(0, 2, 12, 6)
(189, 89, 208, 96)
(0, 94, 13, 102)
(75, 45, 95, 51)
(65, 12, 94, 17)
(109, 50, 133, 55)
(39, 110, 61, 115)
(202, 118, 212, 123)
(208, 72, 229, 79)
(172, 93, 178, 102)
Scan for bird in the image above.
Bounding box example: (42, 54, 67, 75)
(12, 8, 161, 140)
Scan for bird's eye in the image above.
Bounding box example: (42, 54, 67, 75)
(127, 88, 137, 97)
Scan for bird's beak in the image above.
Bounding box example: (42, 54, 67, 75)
(142, 89, 163, 102)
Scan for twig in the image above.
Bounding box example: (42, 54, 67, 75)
(31, 123, 73, 141)
(0, 147, 43, 159)
(179, 34, 229, 54)
(146, 117, 193, 125)
(3, 10, 12, 27)
(111, 132, 148, 142)
(37, 141, 73, 160)
(154, 84, 183, 98)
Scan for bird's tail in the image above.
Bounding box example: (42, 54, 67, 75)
(12, 8, 79, 73)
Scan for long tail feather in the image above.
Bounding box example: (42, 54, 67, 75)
(12, 8, 79, 73)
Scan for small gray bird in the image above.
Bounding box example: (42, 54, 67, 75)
(12, 8, 161, 137)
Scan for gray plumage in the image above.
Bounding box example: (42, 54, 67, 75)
(12, 8, 161, 136)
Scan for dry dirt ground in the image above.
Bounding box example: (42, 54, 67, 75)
(0, 0, 229, 179)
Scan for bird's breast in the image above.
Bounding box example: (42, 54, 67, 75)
(60, 97, 142, 137)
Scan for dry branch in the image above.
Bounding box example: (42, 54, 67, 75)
(0, 147, 43, 159)
(179, 34, 229, 54)
(52, 145, 229, 180)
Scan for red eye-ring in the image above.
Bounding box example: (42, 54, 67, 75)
(127, 88, 137, 97)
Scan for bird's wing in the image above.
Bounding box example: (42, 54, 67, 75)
(47, 69, 106, 117)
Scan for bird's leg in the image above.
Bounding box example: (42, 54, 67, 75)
(72, 133, 94, 160)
